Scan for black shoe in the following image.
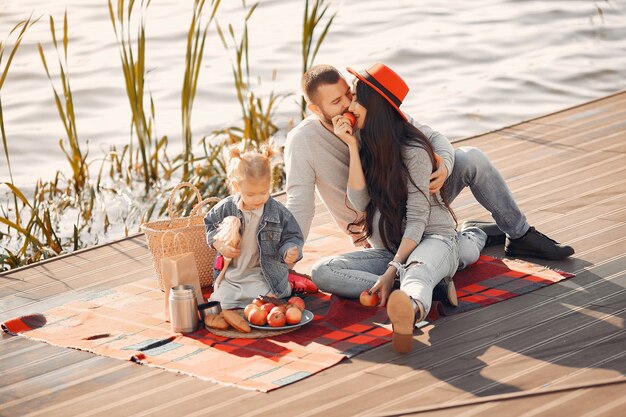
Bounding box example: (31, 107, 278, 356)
(461, 221, 506, 247)
(505, 227, 574, 260)
(432, 276, 458, 307)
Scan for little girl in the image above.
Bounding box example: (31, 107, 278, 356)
(204, 145, 305, 309)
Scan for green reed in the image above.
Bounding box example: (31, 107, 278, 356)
(38, 12, 89, 194)
(215, 1, 287, 146)
(1, 16, 39, 227)
(181, 0, 221, 181)
(301, 0, 336, 117)
(0, 16, 65, 269)
(108, 0, 161, 192)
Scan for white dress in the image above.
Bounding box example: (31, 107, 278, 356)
(209, 203, 271, 309)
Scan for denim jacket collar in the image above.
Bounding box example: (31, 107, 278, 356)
(232, 194, 281, 224)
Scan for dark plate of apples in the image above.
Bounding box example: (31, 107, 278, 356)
(244, 295, 314, 330)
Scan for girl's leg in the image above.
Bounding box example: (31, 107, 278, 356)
(311, 249, 393, 298)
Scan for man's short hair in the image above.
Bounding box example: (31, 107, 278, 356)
(301, 64, 343, 105)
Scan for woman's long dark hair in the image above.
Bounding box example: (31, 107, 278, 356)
(348, 80, 456, 251)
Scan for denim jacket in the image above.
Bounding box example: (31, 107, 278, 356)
(203, 194, 304, 298)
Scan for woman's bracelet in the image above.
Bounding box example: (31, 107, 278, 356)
(387, 260, 403, 276)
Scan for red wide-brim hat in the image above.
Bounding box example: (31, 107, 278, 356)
(346, 63, 409, 122)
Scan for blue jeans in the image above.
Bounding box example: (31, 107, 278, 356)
(444, 147, 529, 239)
(312, 234, 471, 316)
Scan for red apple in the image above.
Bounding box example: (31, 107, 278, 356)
(343, 112, 356, 127)
(252, 297, 265, 307)
(359, 290, 380, 307)
(270, 305, 287, 315)
(287, 296, 305, 311)
(248, 307, 268, 326)
(267, 311, 286, 327)
(285, 306, 302, 325)
(261, 302, 276, 314)
(243, 303, 256, 319)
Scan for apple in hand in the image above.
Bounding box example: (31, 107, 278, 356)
(252, 297, 265, 307)
(359, 290, 380, 307)
(267, 311, 286, 327)
(285, 306, 302, 325)
(343, 112, 356, 127)
(248, 307, 268, 326)
(287, 296, 305, 311)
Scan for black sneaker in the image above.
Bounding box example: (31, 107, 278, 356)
(461, 221, 506, 247)
(505, 227, 574, 260)
(432, 276, 458, 307)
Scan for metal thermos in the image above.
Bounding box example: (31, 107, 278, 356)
(169, 284, 199, 333)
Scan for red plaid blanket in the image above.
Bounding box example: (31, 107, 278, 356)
(2, 256, 573, 392)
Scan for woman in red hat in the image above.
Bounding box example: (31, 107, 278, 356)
(311, 63, 467, 353)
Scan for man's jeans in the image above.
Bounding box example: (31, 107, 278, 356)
(444, 147, 529, 239)
(312, 233, 484, 316)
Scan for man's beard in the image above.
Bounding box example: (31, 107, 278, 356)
(320, 107, 348, 125)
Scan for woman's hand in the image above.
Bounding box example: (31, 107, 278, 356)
(332, 114, 358, 149)
(213, 238, 240, 259)
(369, 267, 397, 307)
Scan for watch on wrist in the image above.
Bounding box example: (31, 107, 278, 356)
(387, 260, 403, 276)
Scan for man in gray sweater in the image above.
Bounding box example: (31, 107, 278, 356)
(285, 64, 574, 261)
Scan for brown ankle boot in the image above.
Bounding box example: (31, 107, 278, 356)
(387, 290, 425, 353)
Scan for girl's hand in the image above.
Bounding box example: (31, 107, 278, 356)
(213, 238, 240, 259)
(332, 114, 358, 148)
(369, 267, 397, 307)
(283, 246, 299, 265)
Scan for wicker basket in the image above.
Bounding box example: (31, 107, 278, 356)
(141, 182, 221, 290)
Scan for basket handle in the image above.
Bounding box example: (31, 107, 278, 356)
(167, 182, 202, 220)
(190, 197, 222, 218)
(160, 230, 191, 256)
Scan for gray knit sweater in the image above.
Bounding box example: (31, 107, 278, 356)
(285, 114, 455, 246)
(346, 145, 455, 249)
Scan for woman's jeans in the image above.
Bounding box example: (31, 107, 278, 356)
(312, 231, 485, 316)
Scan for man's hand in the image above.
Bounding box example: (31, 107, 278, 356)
(429, 153, 448, 194)
(283, 246, 299, 265)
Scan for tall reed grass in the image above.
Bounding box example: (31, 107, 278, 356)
(301, 0, 336, 116)
(108, 0, 161, 192)
(0, 17, 66, 269)
(181, 0, 221, 181)
(1, 16, 39, 227)
(38, 12, 89, 194)
(215, 1, 287, 148)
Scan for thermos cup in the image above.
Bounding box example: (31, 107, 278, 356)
(169, 284, 199, 333)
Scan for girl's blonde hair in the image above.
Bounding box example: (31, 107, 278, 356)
(227, 144, 275, 190)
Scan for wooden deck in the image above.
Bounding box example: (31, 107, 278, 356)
(2, 91, 625, 417)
